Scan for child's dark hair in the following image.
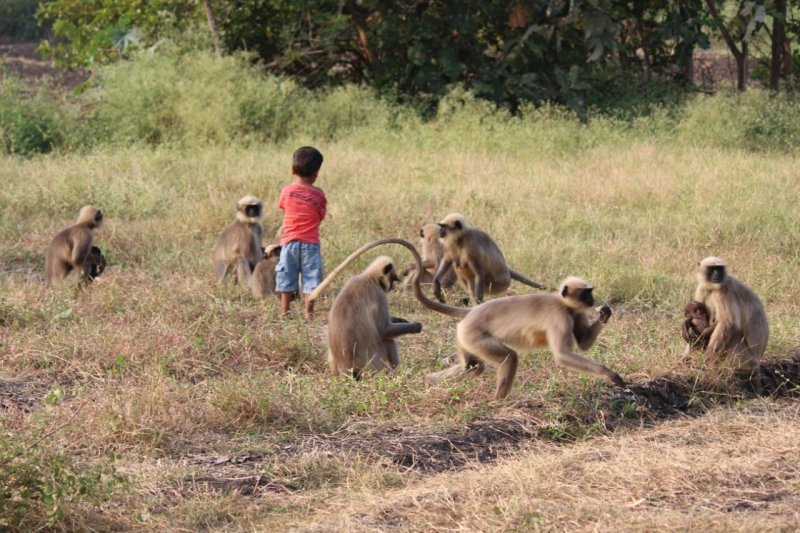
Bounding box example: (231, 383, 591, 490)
(292, 146, 324, 178)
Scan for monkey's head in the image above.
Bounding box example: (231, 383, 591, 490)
(236, 195, 263, 223)
(419, 223, 440, 242)
(684, 300, 709, 321)
(698, 256, 727, 286)
(87, 245, 107, 279)
(437, 213, 469, 239)
(263, 244, 282, 260)
(77, 205, 103, 228)
(367, 256, 401, 293)
(559, 276, 595, 310)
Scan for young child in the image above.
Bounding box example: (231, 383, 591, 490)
(275, 146, 327, 320)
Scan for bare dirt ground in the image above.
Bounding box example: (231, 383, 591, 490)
(0, 41, 87, 89)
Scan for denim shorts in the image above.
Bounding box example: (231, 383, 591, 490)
(275, 241, 324, 293)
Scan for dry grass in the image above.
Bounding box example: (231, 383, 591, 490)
(2, 127, 800, 529)
(288, 401, 800, 531)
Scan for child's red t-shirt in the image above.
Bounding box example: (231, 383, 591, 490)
(278, 183, 327, 245)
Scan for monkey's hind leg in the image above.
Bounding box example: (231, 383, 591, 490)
(235, 257, 253, 286)
(384, 340, 400, 369)
(213, 260, 230, 282)
(424, 345, 484, 386)
(461, 333, 519, 400)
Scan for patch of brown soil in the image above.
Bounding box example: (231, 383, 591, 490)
(0, 374, 59, 413)
(0, 41, 88, 90)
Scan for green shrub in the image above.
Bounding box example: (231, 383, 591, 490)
(88, 44, 407, 147)
(677, 90, 800, 152)
(0, 429, 123, 530)
(0, 78, 65, 155)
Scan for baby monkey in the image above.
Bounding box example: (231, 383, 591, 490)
(681, 300, 715, 355)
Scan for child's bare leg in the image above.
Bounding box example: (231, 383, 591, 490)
(280, 292, 293, 316)
(304, 294, 315, 321)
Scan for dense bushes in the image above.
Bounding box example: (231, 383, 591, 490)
(89, 46, 400, 146)
(4, 45, 800, 156)
(678, 91, 800, 152)
(0, 78, 73, 156)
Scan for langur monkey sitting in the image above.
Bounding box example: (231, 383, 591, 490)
(212, 195, 264, 285)
(693, 256, 768, 372)
(681, 300, 715, 356)
(45, 205, 104, 286)
(250, 244, 281, 299)
(434, 213, 546, 304)
(309, 246, 422, 378)
(402, 223, 456, 291)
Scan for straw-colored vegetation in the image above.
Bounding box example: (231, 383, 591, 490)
(2, 51, 800, 530)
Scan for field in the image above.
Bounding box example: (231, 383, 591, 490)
(2, 96, 800, 530)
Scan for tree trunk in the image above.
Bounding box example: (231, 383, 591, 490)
(737, 43, 748, 91)
(203, 0, 224, 57)
(770, 0, 787, 91)
(705, 0, 747, 91)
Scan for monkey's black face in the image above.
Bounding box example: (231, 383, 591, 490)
(438, 224, 447, 238)
(382, 262, 400, 291)
(706, 265, 726, 284)
(245, 204, 262, 218)
(579, 289, 595, 307)
(95, 210, 103, 222)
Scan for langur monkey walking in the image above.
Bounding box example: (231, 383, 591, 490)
(45, 205, 105, 287)
(433, 213, 546, 304)
(419, 275, 624, 400)
(308, 240, 423, 378)
(693, 256, 768, 375)
(212, 195, 264, 285)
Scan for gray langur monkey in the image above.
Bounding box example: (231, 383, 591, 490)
(250, 244, 281, 299)
(211, 195, 264, 285)
(45, 205, 104, 287)
(85, 245, 107, 281)
(680, 300, 715, 356)
(308, 240, 423, 379)
(418, 274, 624, 400)
(433, 213, 546, 304)
(401, 223, 457, 291)
(693, 256, 768, 373)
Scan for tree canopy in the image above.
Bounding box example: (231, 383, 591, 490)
(34, 0, 800, 107)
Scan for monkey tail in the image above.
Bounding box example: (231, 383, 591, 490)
(308, 237, 470, 319)
(509, 269, 548, 291)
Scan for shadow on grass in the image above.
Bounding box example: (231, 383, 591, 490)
(174, 352, 800, 494)
(383, 352, 800, 473)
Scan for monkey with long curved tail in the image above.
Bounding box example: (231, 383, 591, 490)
(310, 239, 623, 399)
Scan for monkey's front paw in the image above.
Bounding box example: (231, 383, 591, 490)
(411, 322, 423, 334)
(597, 304, 612, 322)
